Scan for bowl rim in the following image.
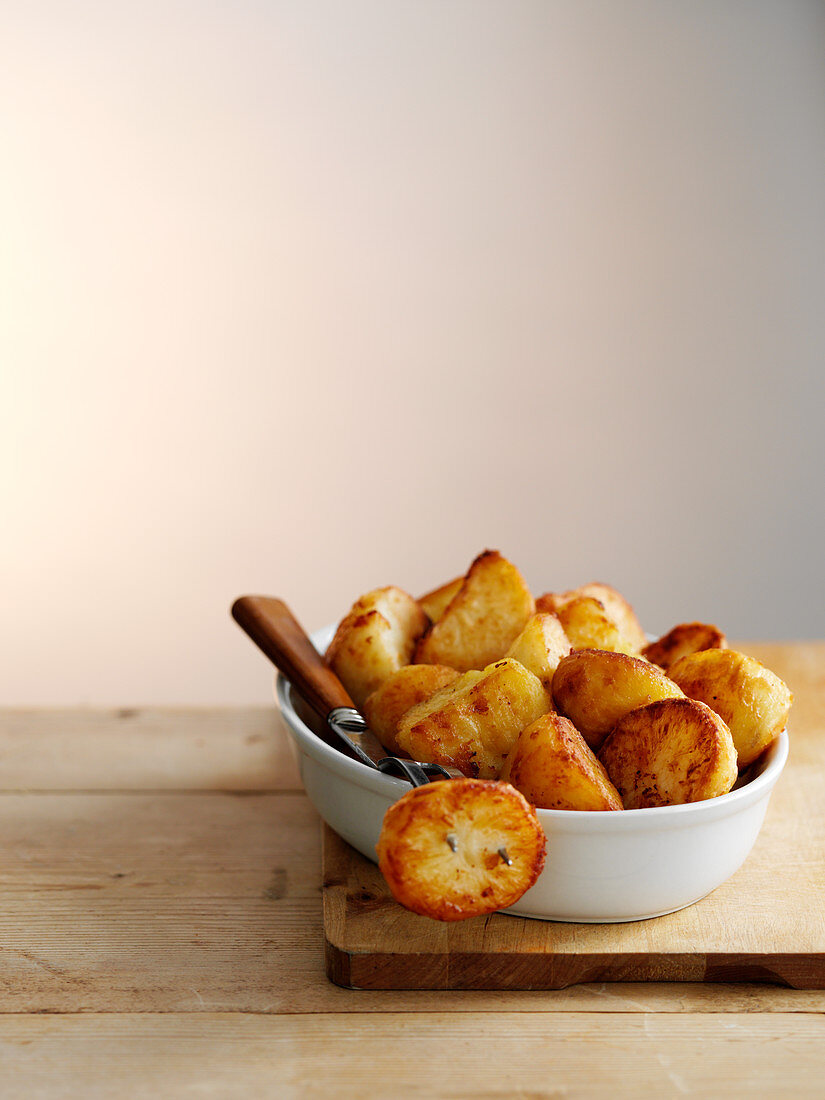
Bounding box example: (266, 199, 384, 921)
(275, 624, 789, 829)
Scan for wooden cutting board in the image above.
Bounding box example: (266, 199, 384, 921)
(323, 643, 825, 990)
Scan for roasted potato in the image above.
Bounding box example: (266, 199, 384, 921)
(414, 550, 535, 672)
(554, 596, 636, 655)
(538, 582, 647, 654)
(376, 778, 546, 921)
(396, 658, 550, 779)
(325, 586, 428, 709)
(668, 649, 792, 766)
(418, 576, 463, 623)
(363, 665, 460, 755)
(552, 649, 684, 750)
(599, 698, 738, 808)
(643, 622, 727, 671)
(501, 713, 622, 811)
(505, 612, 571, 693)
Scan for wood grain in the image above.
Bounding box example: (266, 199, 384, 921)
(2, 645, 825, 1097)
(0, 707, 300, 791)
(324, 642, 825, 989)
(1, 788, 822, 1015)
(2, 1012, 824, 1100)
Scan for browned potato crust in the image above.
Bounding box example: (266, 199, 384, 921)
(418, 577, 463, 623)
(501, 713, 622, 811)
(414, 550, 535, 672)
(643, 622, 727, 671)
(552, 649, 684, 750)
(538, 582, 647, 653)
(376, 778, 546, 921)
(555, 596, 636, 655)
(363, 665, 460, 755)
(396, 658, 551, 779)
(325, 587, 428, 709)
(599, 698, 738, 808)
(505, 612, 571, 693)
(668, 649, 792, 766)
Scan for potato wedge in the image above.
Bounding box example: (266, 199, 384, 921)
(668, 649, 792, 766)
(418, 577, 463, 623)
(537, 582, 646, 653)
(505, 612, 571, 693)
(554, 596, 637, 655)
(397, 658, 550, 779)
(363, 665, 460, 755)
(415, 550, 535, 671)
(643, 622, 727, 671)
(325, 587, 428, 709)
(599, 698, 738, 808)
(501, 713, 622, 811)
(552, 649, 684, 750)
(376, 778, 546, 921)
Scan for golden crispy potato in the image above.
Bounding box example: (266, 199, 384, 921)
(599, 698, 738, 808)
(325, 587, 428, 709)
(418, 577, 463, 623)
(501, 713, 623, 811)
(414, 550, 535, 672)
(554, 596, 637, 655)
(643, 622, 727, 671)
(376, 778, 546, 921)
(505, 612, 571, 693)
(397, 658, 550, 779)
(536, 593, 562, 615)
(538, 582, 647, 653)
(363, 665, 460, 755)
(668, 649, 792, 766)
(552, 649, 684, 750)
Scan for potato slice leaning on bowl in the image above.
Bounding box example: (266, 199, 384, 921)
(377, 778, 547, 921)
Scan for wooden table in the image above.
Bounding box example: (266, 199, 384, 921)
(3, 642, 824, 1098)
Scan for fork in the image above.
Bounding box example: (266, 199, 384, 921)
(231, 596, 458, 787)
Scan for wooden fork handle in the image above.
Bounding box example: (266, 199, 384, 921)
(231, 595, 354, 718)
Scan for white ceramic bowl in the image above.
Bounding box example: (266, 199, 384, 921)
(276, 626, 789, 923)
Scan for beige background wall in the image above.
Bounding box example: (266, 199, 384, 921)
(2, 1, 824, 705)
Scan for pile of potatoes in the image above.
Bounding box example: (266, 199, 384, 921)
(326, 550, 792, 812)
